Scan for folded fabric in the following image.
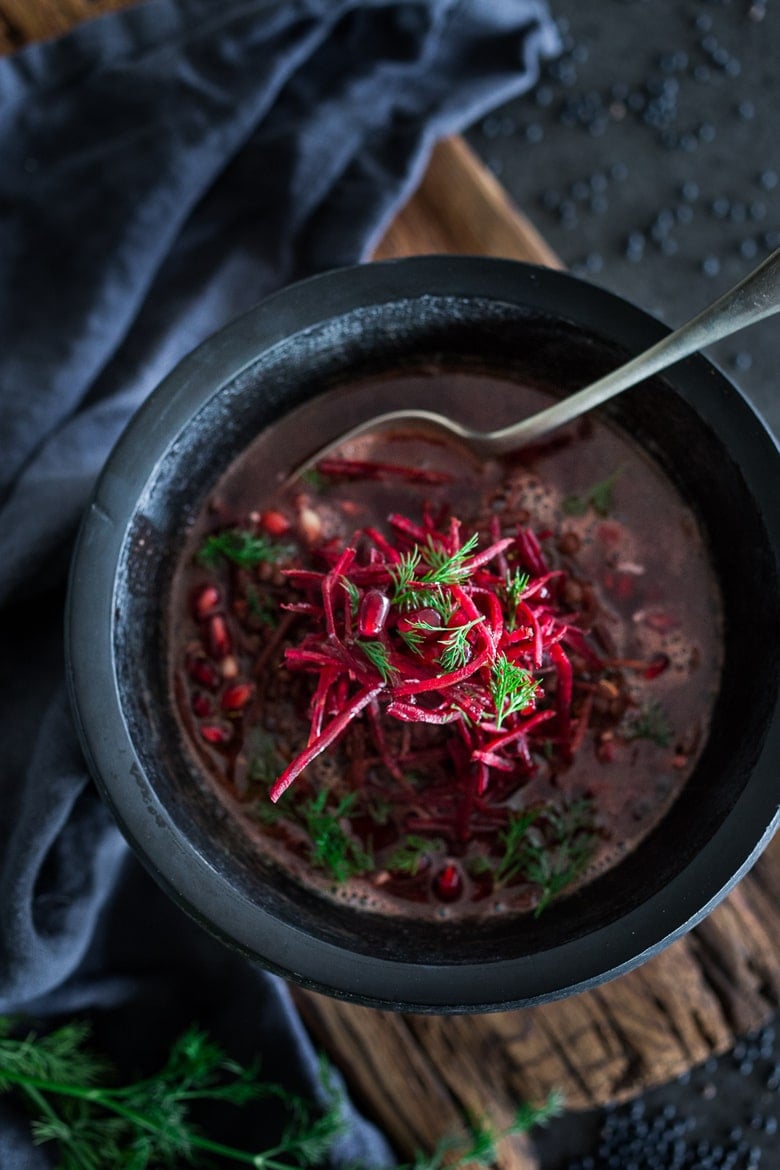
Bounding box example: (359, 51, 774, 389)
(0, 0, 559, 1163)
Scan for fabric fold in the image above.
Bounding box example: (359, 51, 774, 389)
(0, 0, 559, 1163)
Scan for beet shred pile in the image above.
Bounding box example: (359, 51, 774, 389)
(274, 512, 592, 803)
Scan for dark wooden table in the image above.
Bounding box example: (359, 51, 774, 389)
(5, 4, 779, 1167)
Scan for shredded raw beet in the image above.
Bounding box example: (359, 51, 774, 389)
(269, 503, 603, 829)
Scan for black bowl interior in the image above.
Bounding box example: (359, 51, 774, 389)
(68, 259, 780, 1011)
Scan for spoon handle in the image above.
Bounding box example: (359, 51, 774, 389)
(485, 247, 780, 453)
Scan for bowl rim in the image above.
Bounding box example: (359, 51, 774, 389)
(66, 255, 780, 1012)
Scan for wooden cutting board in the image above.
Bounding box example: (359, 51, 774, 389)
(5, 5, 780, 1167)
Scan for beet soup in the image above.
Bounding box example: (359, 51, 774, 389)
(168, 370, 723, 921)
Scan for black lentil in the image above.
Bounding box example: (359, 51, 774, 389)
(532, 1020, 780, 1169)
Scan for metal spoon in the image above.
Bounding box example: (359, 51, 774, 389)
(297, 247, 780, 467)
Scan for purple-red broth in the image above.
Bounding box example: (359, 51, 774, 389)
(168, 371, 723, 920)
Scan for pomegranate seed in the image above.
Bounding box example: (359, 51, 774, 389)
(193, 584, 221, 620)
(358, 590, 390, 636)
(297, 505, 322, 544)
(220, 654, 239, 679)
(187, 655, 221, 690)
(191, 692, 213, 717)
(260, 509, 290, 536)
(200, 723, 232, 745)
(596, 738, 616, 764)
(434, 863, 463, 902)
(643, 652, 671, 680)
(207, 614, 232, 658)
(221, 682, 254, 711)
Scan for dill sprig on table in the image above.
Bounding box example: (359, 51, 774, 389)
(414, 1090, 564, 1170)
(0, 1017, 344, 1169)
(0, 1016, 564, 1170)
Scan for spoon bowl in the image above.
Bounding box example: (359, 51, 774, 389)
(287, 247, 780, 475)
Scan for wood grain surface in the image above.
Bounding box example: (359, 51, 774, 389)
(5, 5, 779, 1168)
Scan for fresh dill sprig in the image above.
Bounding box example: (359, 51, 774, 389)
(526, 800, 597, 916)
(437, 617, 485, 673)
(493, 808, 543, 886)
(358, 640, 399, 683)
(398, 615, 484, 672)
(0, 1017, 108, 1090)
(256, 787, 374, 880)
(397, 583, 454, 621)
(409, 1090, 564, 1170)
(399, 625, 427, 656)
(0, 1017, 347, 1170)
(340, 576, 361, 616)
(492, 800, 596, 915)
(197, 528, 293, 569)
(588, 468, 621, 517)
(0, 1015, 564, 1170)
(301, 466, 328, 491)
(561, 467, 622, 519)
(390, 532, 479, 617)
(490, 654, 539, 729)
(503, 569, 530, 631)
(388, 549, 422, 601)
(299, 790, 374, 883)
(420, 532, 479, 584)
(622, 701, 674, 747)
(385, 835, 444, 876)
(390, 551, 455, 620)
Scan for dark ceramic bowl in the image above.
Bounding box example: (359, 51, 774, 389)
(66, 256, 780, 1013)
